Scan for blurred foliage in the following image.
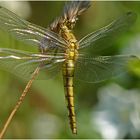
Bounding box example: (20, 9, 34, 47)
(0, 1, 140, 139)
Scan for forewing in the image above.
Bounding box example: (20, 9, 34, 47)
(79, 12, 137, 53)
(0, 48, 64, 81)
(75, 55, 139, 83)
(0, 6, 68, 51)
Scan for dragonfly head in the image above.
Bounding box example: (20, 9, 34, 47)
(62, 18, 77, 30)
(67, 19, 77, 29)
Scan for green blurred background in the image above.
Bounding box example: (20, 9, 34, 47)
(0, 1, 140, 138)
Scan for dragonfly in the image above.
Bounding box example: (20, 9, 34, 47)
(0, 1, 138, 137)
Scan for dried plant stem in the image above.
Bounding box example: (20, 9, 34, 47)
(0, 67, 40, 139)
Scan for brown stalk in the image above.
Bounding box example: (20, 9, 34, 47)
(0, 67, 40, 139)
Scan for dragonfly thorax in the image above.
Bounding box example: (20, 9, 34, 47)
(60, 25, 78, 44)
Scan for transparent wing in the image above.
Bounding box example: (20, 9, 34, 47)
(75, 55, 139, 83)
(78, 12, 137, 53)
(0, 48, 65, 80)
(0, 6, 68, 51)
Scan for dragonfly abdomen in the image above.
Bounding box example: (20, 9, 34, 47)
(63, 59, 77, 134)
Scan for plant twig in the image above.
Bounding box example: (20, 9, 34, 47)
(0, 67, 40, 139)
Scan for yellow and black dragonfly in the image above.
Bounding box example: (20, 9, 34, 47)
(0, 1, 138, 137)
